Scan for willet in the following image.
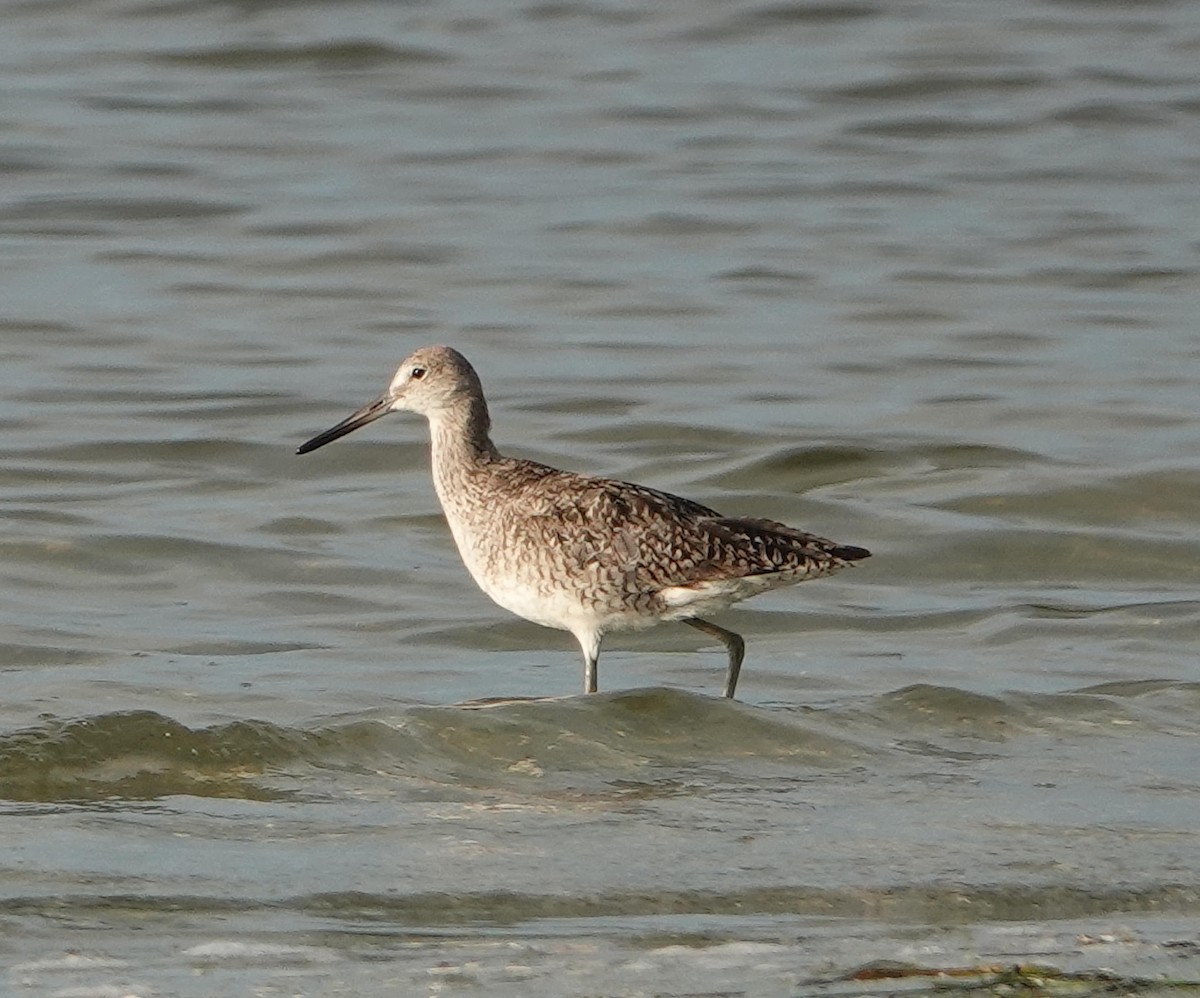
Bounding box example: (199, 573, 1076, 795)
(297, 346, 869, 698)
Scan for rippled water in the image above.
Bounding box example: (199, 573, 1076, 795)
(3, 0, 1200, 994)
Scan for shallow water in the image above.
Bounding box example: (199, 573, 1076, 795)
(3, 0, 1200, 994)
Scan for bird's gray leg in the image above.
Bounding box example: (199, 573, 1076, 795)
(576, 630, 602, 694)
(585, 653, 598, 694)
(685, 618, 745, 699)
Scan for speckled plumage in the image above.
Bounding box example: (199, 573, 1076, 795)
(298, 346, 869, 698)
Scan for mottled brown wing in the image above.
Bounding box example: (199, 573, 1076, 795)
(516, 472, 723, 580)
(519, 470, 720, 524)
(707, 517, 869, 562)
(672, 516, 870, 584)
(515, 470, 866, 589)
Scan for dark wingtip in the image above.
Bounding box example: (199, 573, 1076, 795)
(835, 545, 871, 562)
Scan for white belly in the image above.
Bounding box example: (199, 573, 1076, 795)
(441, 506, 582, 633)
(476, 575, 585, 632)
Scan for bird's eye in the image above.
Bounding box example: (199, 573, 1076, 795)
(411, 366, 426, 380)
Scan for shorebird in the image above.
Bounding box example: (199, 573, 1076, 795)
(297, 346, 868, 698)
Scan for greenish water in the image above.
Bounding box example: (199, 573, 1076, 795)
(3, 0, 1200, 993)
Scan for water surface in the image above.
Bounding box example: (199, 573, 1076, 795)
(2, 0, 1199, 994)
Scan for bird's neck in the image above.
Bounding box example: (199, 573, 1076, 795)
(429, 396, 501, 502)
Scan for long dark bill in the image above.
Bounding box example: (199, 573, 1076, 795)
(296, 393, 393, 454)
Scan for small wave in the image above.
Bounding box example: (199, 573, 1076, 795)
(3, 683, 1195, 804)
(0, 711, 313, 803)
(0, 690, 867, 803)
(151, 40, 453, 70)
(7, 882, 1196, 927)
